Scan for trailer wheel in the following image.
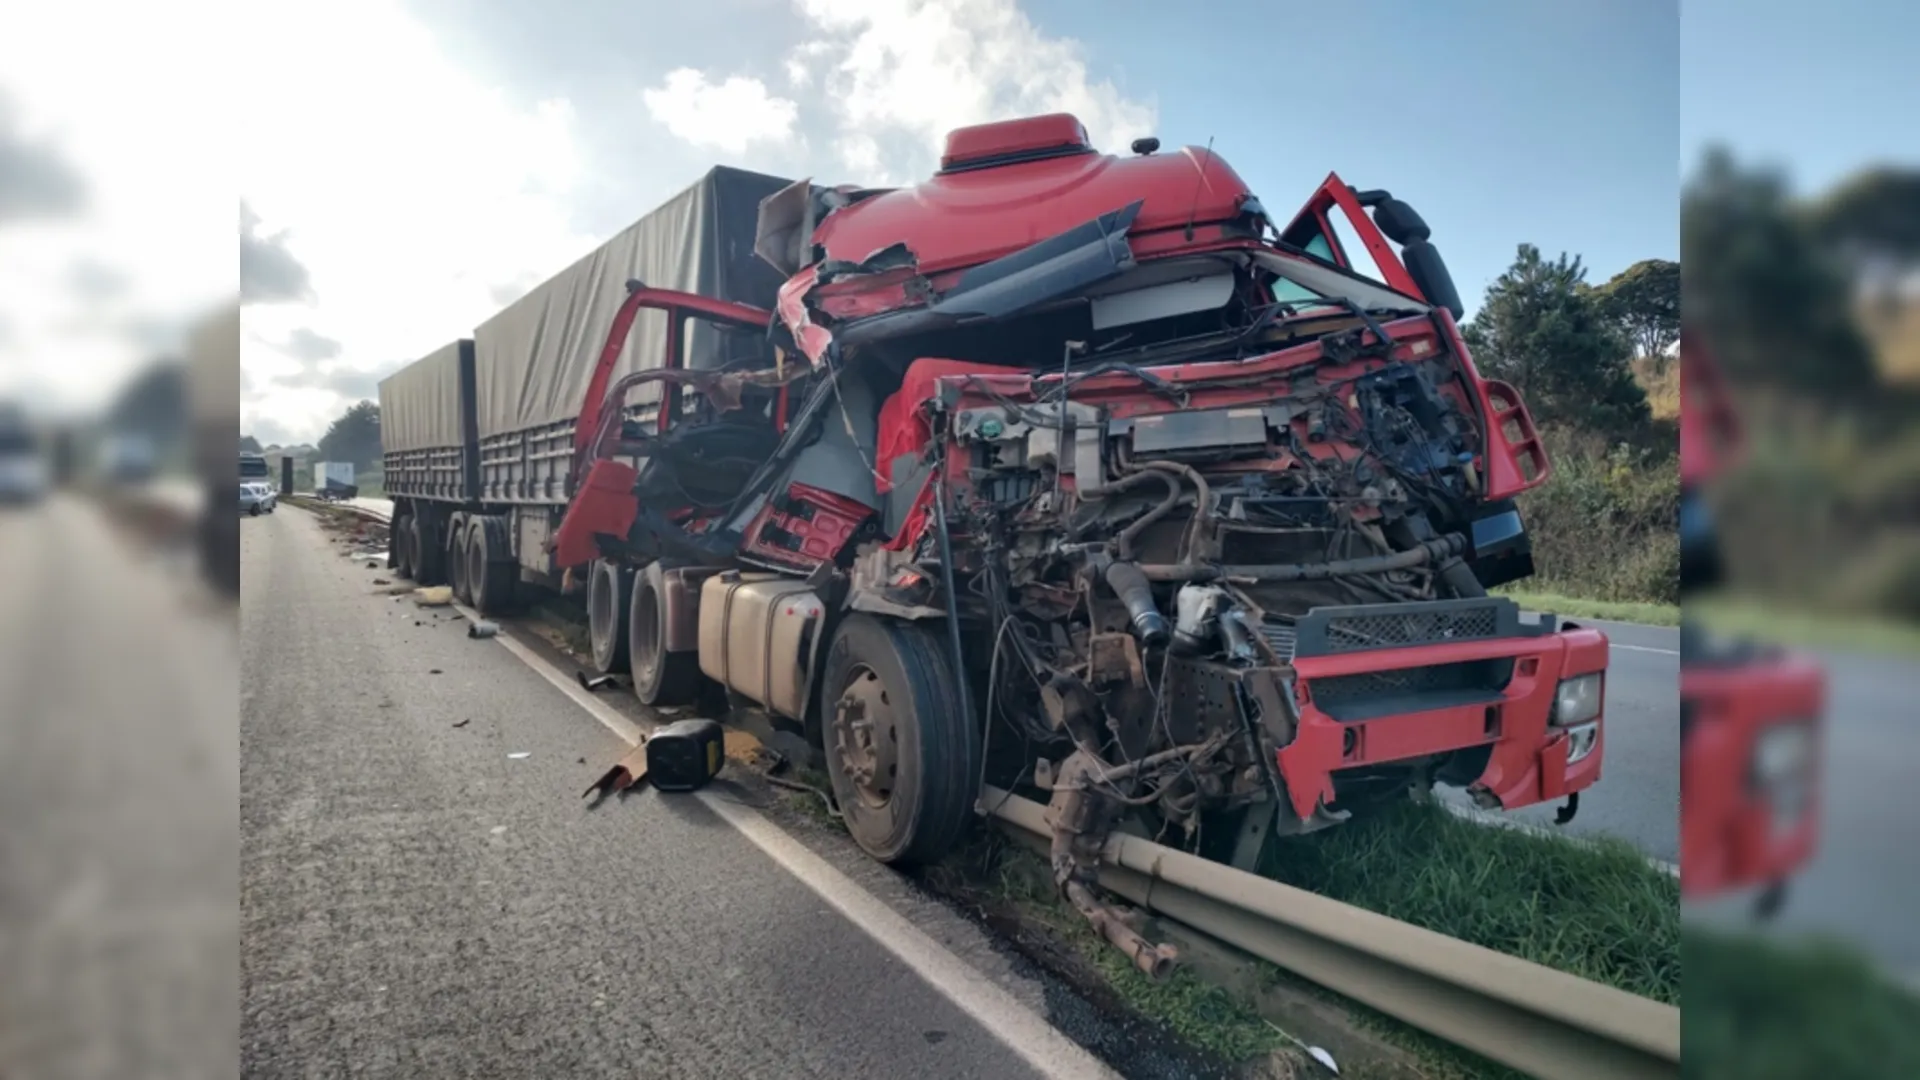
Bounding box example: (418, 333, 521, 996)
(467, 516, 517, 616)
(628, 564, 700, 706)
(409, 516, 444, 586)
(390, 510, 414, 579)
(588, 559, 631, 674)
(447, 516, 472, 605)
(819, 614, 981, 866)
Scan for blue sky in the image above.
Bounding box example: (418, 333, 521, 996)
(1681, 0, 1920, 196)
(1017, 0, 1680, 318)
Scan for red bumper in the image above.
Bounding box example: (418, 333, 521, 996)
(1680, 653, 1825, 898)
(1274, 625, 1610, 822)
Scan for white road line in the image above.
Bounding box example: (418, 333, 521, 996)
(1611, 643, 1679, 656)
(451, 600, 1124, 1080)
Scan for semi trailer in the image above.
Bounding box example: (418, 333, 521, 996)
(379, 116, 1611, 968)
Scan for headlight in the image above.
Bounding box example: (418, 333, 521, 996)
(1751, 722, 1815, 786)
(1552, 673, 1603, 726)
(1563, 722, 1599, 764)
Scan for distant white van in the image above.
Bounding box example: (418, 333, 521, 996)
(0, 413, 49, 505)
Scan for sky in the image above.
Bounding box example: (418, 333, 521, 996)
(8, 0, 1896, 445)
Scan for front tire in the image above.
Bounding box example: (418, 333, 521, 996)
(818, 614, 981, 866)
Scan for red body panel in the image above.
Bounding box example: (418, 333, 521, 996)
(1282, 625, 1610, 820)
(1680, 655, 1825, 897)
(552, 459, 640, 570)
(814, 144, 1253, 278)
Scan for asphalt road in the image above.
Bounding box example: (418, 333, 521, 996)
(239, 507, 1212, 1080)
(1438, 617, 1681, 866)
(0, 494, 237, 1080)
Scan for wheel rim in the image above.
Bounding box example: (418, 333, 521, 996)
(633, 581, 661, 685)
(833, 664, 901, 811)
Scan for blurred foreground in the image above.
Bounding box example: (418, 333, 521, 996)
(1680, 133, 1920, 1073)
(0, 491, 236, 1079)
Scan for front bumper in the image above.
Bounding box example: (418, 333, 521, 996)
(1680, 649, 1824, 898)
(1273, 613, 1609, 824)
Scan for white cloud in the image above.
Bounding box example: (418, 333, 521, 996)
(789, 0, 1157, 182)
(0, 0, 237, 415)
(235, 0, 602, 442)
(642, 69, 800, 154)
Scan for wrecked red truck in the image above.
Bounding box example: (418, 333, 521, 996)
(1678, 335, 1825, 917)
(379, 114, 1610, 961)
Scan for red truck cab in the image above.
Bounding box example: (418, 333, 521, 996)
(555, 114, 1610, 878)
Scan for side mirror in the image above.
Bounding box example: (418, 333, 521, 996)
(1401, 240, 1464, 320)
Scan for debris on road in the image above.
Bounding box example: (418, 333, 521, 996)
(507, 752, 530, 760)
(452, 719, 470, 728)
(373, 577, 391, 585)
(428, 668, 443, 675)
(583, 742, 652, 805)
(646, 719, 726, 793)
(1266, 1022, 1339, 1075)
(575, 671, 616, 692)
(467, 620, 500, 639)
(412, 586, 453, 607)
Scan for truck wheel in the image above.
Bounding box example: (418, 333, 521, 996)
(448, 517, 472, 604)
(467, 516, 517, 616)
(391, 511, 414, 579)
(819, 614, 980, 866)
(588, 559, 631, 674)
(409, 517, 444, 586)
(628, 565, 700, 706)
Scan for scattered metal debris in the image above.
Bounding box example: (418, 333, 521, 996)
(1266, 1021, 1339, 1075)
(576, 671, 616, 692)
(413, 586, 453, 607)
(467, 620, 500, 639)
(583, 742, 652, 805)
(452, 719, 470, 728)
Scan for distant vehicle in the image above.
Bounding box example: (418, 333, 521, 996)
(101, 434, 158, 484)
(241, 480, 276, 515)
(240, 451, 271, 484)
(0, 412, 50, 506)
(312, 460, 357, 500)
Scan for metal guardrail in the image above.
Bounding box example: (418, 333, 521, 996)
(304, 495, 1678, 1076)
(983, 787, 1679, 1080)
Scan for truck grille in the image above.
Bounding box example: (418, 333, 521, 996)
(1286, 598, 1543, 722)
(1290, 598, 1540, 659)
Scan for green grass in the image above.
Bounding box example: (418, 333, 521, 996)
(1497, 588, 1680, 627)
(1260, 799, 1681, 1005)
(1684, 925, 1920, 1080)
(1692, 593, 1920, 656)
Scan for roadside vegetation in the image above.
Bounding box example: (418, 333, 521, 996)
(1461, 247, 1680, 611)
(1683, 925, 1920, 1079)
(1262, 800, 1680, 1005)
(1686, 150, 1920, 647)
